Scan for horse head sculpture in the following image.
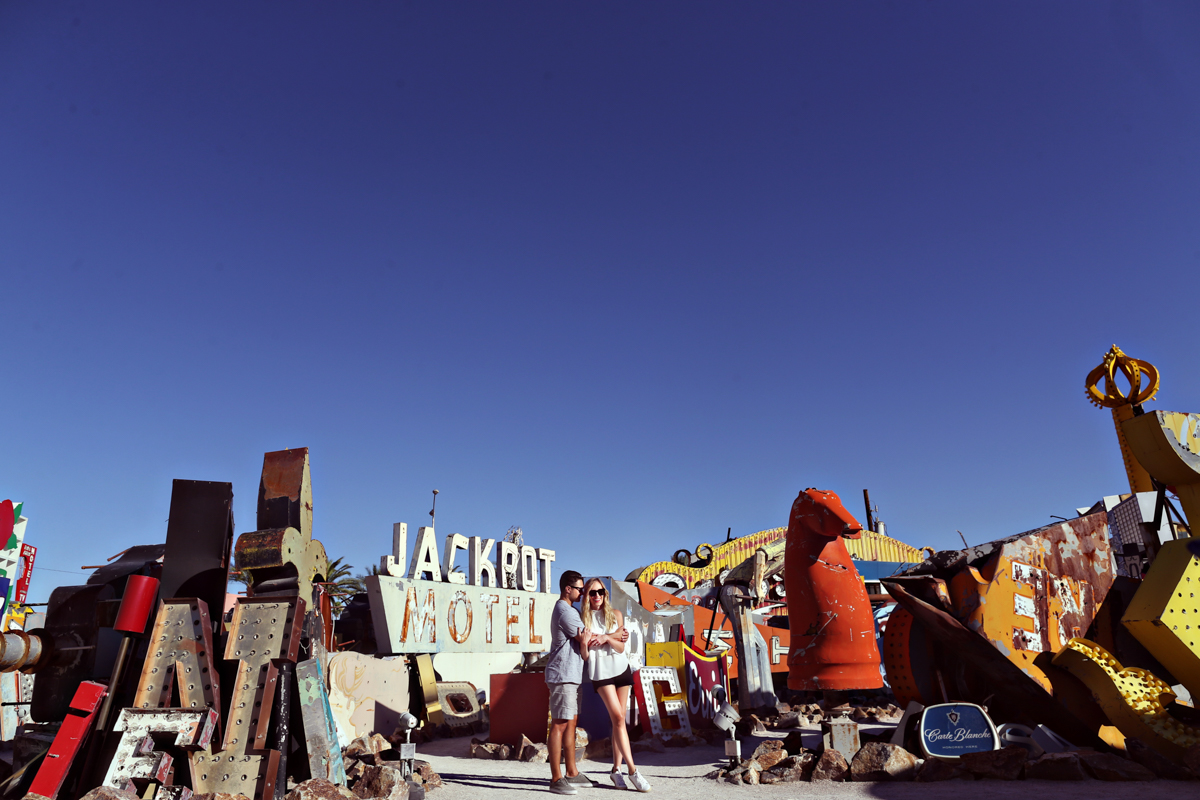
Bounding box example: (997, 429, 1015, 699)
(784, 488, 883, 691)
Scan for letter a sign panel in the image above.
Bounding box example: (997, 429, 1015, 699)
(367, 575, 554, 654)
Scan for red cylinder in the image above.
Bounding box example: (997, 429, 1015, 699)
(114, 575, 159, 634)
(785, 488, 883, 691)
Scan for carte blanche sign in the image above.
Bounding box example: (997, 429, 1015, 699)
(367, 524, 558, 654)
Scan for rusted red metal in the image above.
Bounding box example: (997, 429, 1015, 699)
(785, 488, 882, 691)
(28, 681, 107, 799)
(115, 576, 160, 634)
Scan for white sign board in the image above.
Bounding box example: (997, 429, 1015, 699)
(367, 575, 555, 654)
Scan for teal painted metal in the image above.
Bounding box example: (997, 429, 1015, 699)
(297, 656, 346, 785)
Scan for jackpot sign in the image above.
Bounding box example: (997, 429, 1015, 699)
(367, 524, 558, 654)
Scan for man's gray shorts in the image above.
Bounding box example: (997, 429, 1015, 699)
(548, 682, 582, 720)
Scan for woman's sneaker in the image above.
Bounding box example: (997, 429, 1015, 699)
(609, 771, 627, 790)
(628, 771, 651, 792)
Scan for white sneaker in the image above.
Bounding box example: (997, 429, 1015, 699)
(610, 771, 627, 790)
(627, 770, 651, 792)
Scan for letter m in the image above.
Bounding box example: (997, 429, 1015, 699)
(402, 587, 437, 643)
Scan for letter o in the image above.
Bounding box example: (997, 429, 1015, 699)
(448, 591, 473, 644)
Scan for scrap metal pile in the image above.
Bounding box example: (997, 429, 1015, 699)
(0, 450, 440, 800)
(5, 343, 1200, 795)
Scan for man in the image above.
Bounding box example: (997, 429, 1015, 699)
(545, 570, 593, 795)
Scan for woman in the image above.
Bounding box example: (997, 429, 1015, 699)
(581, 577, 651, 792)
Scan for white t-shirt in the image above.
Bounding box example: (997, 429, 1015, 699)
(584, 612, 629, 682)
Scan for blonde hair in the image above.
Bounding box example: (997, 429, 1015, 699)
(580, 578, 618, 634)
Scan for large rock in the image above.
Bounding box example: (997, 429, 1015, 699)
(760, 753, 817, 784)
(1080, 752, 1156, 781)
(751, 740, 788, 770)
(345, 734, 392, 760)
(22, 794, 52, 800)
(519, 735, 550, 763)
(469, 741, 504, 759)
(285, 780, 358, 800)
(811, 749, 850, 781)
(1125, 739, 1194, 781)
(584, 736, 612, 761)
(959, 746, 1028, 780)
(850, 742, 919, 781)
(192, 795, 253, 800)
(78, 790, 139, 800)
(353, 764, 409, 800)
(915, 758, 973, 782)
(413, 760, 443, 789)
(1025, 752, 1087, 781)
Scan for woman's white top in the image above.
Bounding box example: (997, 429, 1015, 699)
(585, 612, 629, 682)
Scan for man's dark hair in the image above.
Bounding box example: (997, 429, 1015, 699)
(559, 570, 583, 592)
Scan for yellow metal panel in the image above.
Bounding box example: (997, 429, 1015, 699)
(1122, 538, 1200, 698)
(645, 642, 684, 670)
(1052, 638, 1199, 762)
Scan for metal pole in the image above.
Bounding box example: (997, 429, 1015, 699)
(273, 661, 295, 800)
(863, 490, 874, 534)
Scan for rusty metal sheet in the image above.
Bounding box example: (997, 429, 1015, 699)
(945, 512, 1115, 692)
(296, 656, 346, 784)
(882, 575, 1103, 748)
(28, 681, 107, 799)
(160, 480, 234, 626)
(104, 707, 218, 794)
(235, 449, 328, 604)
(134, 599, 221, 720)
(190, 597, 304, 800)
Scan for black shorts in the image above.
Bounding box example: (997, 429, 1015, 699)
(592, 666, 633, 689)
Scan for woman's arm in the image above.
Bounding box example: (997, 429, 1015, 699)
(607, 610, 626, 653)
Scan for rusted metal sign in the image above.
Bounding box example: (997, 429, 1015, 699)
(235, 449, 329, 603)
(190, 597, 304, 800)
(134, 599, 221, 718)
(947, 512, 1114, 692)
(104, 708, 219, 794)
(366, 575, 553, 654)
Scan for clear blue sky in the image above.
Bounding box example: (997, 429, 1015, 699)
(3, 2, 1200, 601)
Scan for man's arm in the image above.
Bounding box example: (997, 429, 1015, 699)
(605, 610, 628, 653)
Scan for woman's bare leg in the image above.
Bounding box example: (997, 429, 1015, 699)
(597, 684, 636, 774)
(613, 684, 637, 774)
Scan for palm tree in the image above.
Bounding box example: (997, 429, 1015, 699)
(323, 557, 361, 615)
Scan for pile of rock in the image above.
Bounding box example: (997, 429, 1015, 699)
(706, 739, 1200, 784)
(339, 733, 443, 798)
(744, 700, 903, 733)
(470, 729, 585, 763)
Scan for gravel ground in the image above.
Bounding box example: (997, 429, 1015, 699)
(414, 734, 1200, 800)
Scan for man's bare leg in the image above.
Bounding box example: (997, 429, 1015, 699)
(564, 716, 580, 777)
(549, 719, 568, 783)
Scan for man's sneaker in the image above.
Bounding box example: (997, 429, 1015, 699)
(627, 770, 651, 792)
(566, 773, 594, 787)
(609, 771, 627, 790)
(550, 778, 578, 795)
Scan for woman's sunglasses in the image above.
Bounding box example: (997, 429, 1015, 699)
(588, 589, 606, 598)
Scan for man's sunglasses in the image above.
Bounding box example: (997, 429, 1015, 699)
(588, 589, 606, 598)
